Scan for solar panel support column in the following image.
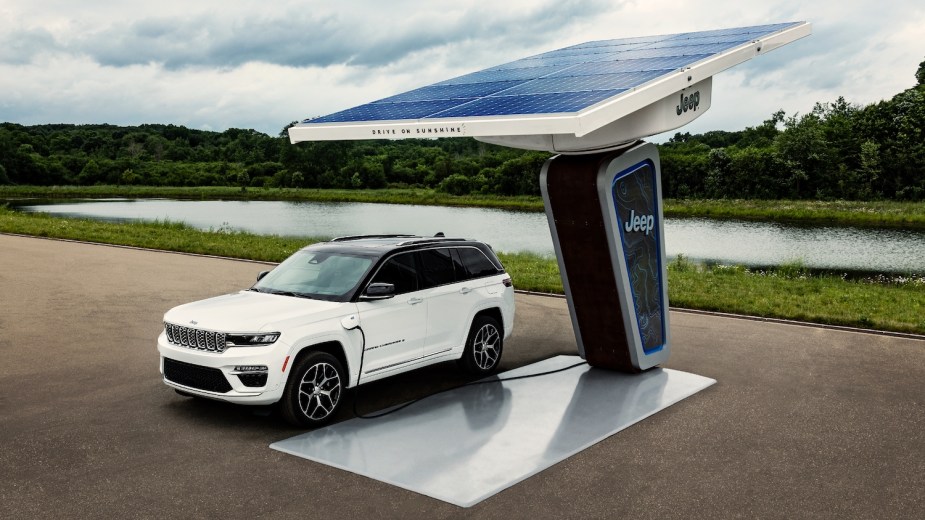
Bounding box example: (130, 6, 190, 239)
(541, 141, 670, 372)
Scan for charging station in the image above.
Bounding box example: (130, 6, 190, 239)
(281, 22, 810, 505)
(541, 142, 669, 371)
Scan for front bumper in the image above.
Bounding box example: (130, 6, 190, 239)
(157, 332, 290, 405)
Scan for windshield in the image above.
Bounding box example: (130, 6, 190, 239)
(253, 250, 375, 301)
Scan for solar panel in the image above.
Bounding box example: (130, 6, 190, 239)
(289, 22, 810, 151)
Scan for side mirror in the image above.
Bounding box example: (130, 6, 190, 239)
(256, 270, 270, 282)
(361, 282, 396, 300)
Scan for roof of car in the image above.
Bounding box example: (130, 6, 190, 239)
(300, 235, 488, 257)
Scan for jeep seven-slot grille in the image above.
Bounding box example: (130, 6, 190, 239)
(163, 358, 232, 393)
(164, 323, 227, 353)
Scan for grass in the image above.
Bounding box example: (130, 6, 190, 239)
(4, 185, 925, 229)
(2, 206, 923, 335)
(664, 198, 925, 229)
(0, 206, 315, 263)
(667, 257, 925, 334)
(0, 185, 544, 212)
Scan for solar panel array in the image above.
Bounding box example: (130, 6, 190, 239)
(305, 22, 801, 125)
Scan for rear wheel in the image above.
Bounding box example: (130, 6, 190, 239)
(280, 351, 345, 427)
(460, 315, 503, 375)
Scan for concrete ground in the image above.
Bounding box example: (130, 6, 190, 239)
(0, 234, 922, 519)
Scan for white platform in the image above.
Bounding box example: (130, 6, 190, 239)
(270, 355, 715, 507)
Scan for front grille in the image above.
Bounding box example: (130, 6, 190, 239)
(238, 373, 268, 388)
(163, 358, 232, 393)
(164, 323, 227, 353)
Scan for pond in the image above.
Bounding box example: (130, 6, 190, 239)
(12, 198, 925, 273)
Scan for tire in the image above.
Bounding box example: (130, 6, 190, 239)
(460, 315, 503, 375)
(280, 351, 345, 428)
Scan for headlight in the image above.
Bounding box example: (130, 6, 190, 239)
(225, 333, 281, 347)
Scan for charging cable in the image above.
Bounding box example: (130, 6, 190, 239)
(346, 315, 587, 420)
(353, 350, 587, 420)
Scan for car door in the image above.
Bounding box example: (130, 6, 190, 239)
(355, 252, 426, 376)
(418, 247, 472, 357)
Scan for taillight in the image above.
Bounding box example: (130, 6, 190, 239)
(502, 277, 513, 287)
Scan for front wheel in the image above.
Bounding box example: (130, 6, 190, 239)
(280, 351, 345, 427)
(460, 315, 503, 375)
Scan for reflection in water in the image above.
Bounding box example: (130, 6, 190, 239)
(667, 218, 925, 273)
(14, 199, 925, 272)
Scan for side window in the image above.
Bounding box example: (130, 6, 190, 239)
(458, 247, 499, 278)
(419, 248, 457, 288)
(370, 253, 419, 295)
(449, 248, 470, 281)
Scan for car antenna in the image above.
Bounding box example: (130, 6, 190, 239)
(434, 232, 445, 237)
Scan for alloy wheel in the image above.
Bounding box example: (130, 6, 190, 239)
(298, 362, 342, 420)
(472, 324, 500, 370)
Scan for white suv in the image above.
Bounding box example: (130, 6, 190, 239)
(157, 235, 515, 427)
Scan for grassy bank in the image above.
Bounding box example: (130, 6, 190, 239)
(665, 199, 925, 229)
(0, 185, 544, 212)
(4, 185, 925, 229)
(2, 207, 923, 335)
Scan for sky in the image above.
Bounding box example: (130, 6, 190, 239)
(1, 0, 923, 139)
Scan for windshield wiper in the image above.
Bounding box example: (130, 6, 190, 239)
(263, 289, 314, 299)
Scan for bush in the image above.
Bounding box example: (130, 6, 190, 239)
(437, 174, 472, 196)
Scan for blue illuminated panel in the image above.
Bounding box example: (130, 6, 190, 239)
(612, 161, 666, 354)
(304, 22, 803, 124)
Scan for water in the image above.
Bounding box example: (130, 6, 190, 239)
(12, 199, 925, 273)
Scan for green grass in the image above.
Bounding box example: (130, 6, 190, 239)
(2, 206, 923, 335)
(4, 185, 925, 229)
(667, 257, 925, 334)
(664, 198, 925, 229)
(0, 185, 544, 212)
(0, 206, 316, 263)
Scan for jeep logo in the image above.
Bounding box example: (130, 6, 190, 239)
(624, 210, 655, 236)
(676, 91, 700, 115)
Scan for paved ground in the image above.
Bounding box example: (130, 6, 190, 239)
(1, 234, 923, 519)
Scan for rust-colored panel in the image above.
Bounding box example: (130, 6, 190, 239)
(545, 152, 637, 372)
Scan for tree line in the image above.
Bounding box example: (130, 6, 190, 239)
(2, 58, 923, 200)
(661, 62, 925, 200)
(0, 122, 548, 196)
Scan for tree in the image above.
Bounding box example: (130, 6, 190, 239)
(237, 170, 250, 192)
(0, 164, 9, 185)
(916, 57, 925, 86)
(78, 159, 102, 186)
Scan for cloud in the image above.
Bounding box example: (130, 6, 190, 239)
(0, 27, 60, 64)
(3, 0, 617, 70)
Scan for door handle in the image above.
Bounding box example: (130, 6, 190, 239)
(408, 297, 424, 305)
(460, 287, 472, 294)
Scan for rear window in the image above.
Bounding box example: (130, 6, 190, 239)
(457, 247, 499, 278)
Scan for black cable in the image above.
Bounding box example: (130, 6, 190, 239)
(351, 324, 367, 420)
(352, 356, 588, 420)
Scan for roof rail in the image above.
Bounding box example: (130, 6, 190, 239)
(395, 237, 469, 246)
(330, 234, 418, 242)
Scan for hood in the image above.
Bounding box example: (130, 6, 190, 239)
(163, 291, 347, 332)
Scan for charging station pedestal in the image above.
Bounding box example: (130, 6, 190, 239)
(541, 142, 669, 372)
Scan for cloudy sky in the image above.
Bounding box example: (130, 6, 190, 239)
(1, 0, 922, 138)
